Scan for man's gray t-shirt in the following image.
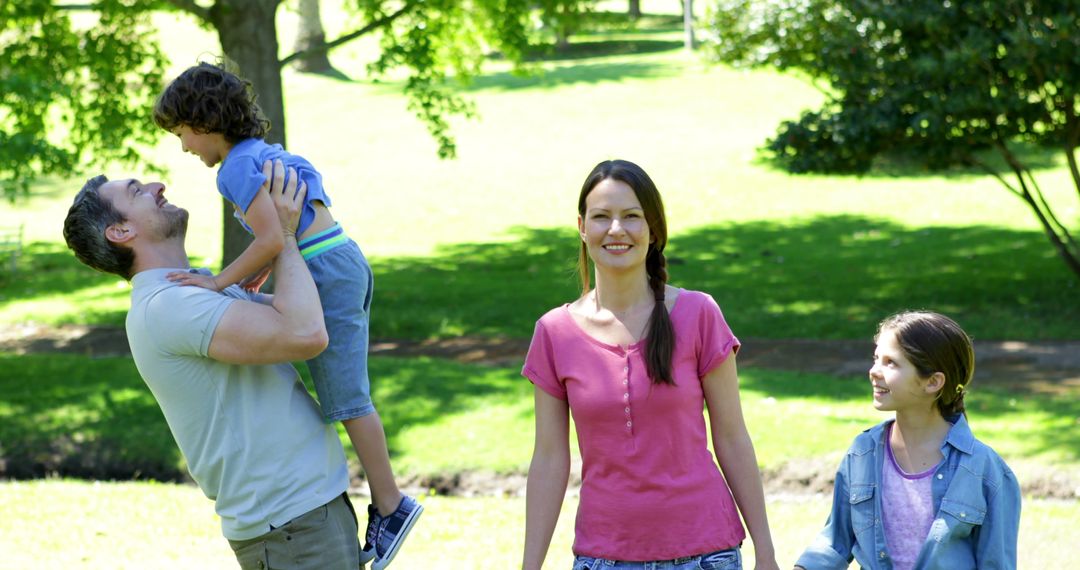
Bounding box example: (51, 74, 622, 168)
(126, 268, 349, 540)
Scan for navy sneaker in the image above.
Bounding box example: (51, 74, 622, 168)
(360, 503, 378, 564)
(369, 495, 423, 570)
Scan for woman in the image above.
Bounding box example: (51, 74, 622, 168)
(521, 159, 779, 570)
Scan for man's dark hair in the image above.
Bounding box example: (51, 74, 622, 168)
(153, 61, 270, 142)
(63, 175, 136, 279)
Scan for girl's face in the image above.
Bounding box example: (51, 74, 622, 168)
(171, 125, 230, 167)
(870, 330, 939, 413)
(578, 178, 652, 273)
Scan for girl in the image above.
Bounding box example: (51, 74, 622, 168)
(153, 62, 421, 570)
(795, 311, 1021, 569)
(521, 159, 780, 570)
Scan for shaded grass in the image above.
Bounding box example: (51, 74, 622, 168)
(370, 218, 1078, 341)
(4, 352, 1077, 482)
(1, 480, 1076, 568)
(6, 215, 1076, 338)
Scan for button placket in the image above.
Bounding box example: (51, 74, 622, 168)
(623, 358, 632, 431)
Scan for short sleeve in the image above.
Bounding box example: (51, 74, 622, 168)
(217, 154, 266, 214)
(697, 294, 740, 378)
(521, 320, 567, 400)
(144, 283, 235, 357)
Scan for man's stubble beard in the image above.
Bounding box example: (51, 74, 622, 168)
(163, 208, 190, 240)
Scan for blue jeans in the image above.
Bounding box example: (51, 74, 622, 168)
(572, 547, 741, 570)
(302, 227, 377, 422)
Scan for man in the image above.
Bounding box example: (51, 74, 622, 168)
(63, 160, 361, 569)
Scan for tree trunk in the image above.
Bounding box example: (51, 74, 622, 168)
(291, 0, 335, 74)
(211, 0, 287, 268)
(628, 0, 640, 19)
(683, 0, 695, 50)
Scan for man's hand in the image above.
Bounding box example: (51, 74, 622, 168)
(263, 159, 307, 238)
(167, 270, 222, 291)
(205, 159, 325, 365)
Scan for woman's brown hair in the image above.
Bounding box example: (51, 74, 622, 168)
(578, 159, 674, 385)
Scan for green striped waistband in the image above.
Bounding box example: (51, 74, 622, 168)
(298, 223, 348, 260)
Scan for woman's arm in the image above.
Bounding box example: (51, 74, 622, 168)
(703, 355, 779, 570)
(522, 386, 571, 570)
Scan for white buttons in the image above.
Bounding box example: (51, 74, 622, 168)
(937, 474, 944, 480)
(626, 421, 632, 427)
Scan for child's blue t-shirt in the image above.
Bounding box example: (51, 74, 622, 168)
(217, 138, 330, 236)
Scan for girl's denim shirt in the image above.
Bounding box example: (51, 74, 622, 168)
(796, 415, 1021, 569)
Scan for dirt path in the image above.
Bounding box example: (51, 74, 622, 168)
(6, 323, 1079, 395)
(5, 324, 1079, 498)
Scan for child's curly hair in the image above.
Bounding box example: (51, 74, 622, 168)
(153, 61, 270, 142)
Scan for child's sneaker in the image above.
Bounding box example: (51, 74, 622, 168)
(368, 495, 423, 570)
(360, 504, 378, 564)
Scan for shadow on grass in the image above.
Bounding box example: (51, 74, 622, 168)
(11, 215, 1077, 339)
(525, 39, 683, 62)
(0, 353, 180, 480)
(740, 369, 1080, 464)
(0, 242, 128, 326)
(368, 216, 1078, 341)
(465, 58, 681, 92)
(364, 357, 532, 464)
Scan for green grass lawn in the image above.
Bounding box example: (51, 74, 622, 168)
(1, 479, 1076, 568)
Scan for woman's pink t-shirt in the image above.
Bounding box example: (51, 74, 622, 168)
(522, 289, 746, 561)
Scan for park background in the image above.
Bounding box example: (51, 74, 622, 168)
(1, 0, 1078, 567)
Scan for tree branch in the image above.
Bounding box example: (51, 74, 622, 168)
(161, 0, 212, 24)
(1026, 167, 1078, 253)
(1063, 105, 1080, 203)
(969, 149, 1022, 201)
(279, 1, 420, 68)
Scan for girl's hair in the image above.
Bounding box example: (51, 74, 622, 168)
(577, 159, 675, 385)
(153, 61, 270, 142)
(876, 311, 975, 418)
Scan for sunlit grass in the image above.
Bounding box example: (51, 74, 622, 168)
(1, 479, 1076, 568)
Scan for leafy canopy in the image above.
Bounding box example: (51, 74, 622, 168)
(705, 0, 1080, 173)
(1, 0, 167, 200)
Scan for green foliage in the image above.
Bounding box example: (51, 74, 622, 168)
(358, 0, 534, 157)
(0, 0, 167, 201)
(534, 0, 597, 47)
(706, 0, 1080, 171)
(704, 0, 1080, 276)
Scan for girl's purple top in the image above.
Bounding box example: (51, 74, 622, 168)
(522, 289, 746, 560)
(882, 423, 938, 570)
(217, 138, 329, 237)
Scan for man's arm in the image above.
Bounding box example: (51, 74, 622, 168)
(207, 160, 328, 365)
